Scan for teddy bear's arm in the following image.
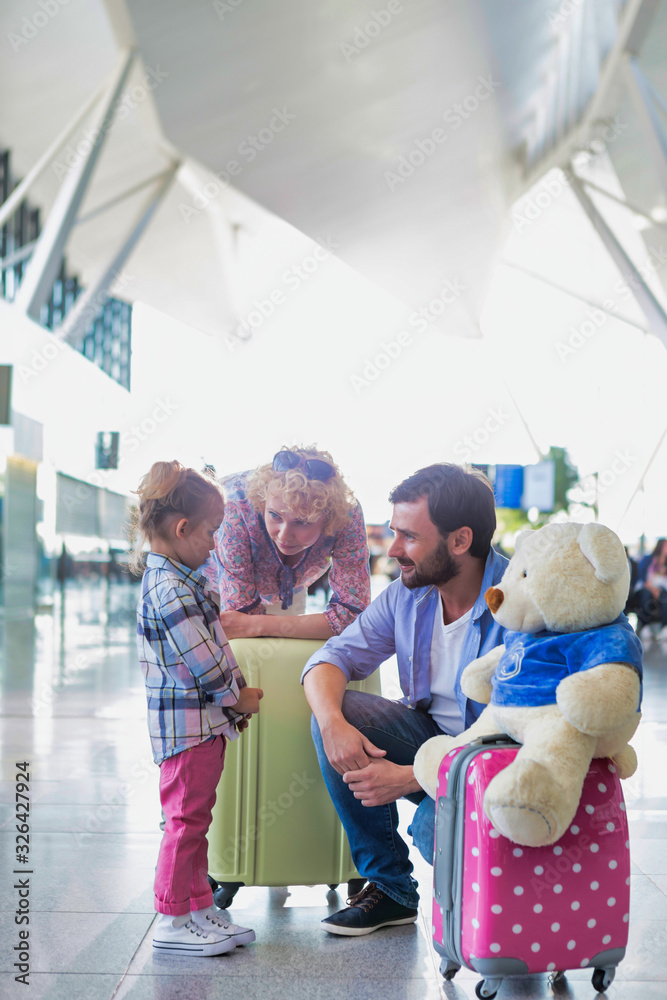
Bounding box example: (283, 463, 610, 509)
(556, 663, 641, 737)
(460, 645, 505, 704)
(413, 707, 502, 799)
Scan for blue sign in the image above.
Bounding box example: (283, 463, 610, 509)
(494, 464, 524, 508)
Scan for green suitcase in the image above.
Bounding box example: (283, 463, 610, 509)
(207, 636, 382, 906)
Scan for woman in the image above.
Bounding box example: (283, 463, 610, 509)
(635, 538, 667, 638)
(202, 447, 371, 639)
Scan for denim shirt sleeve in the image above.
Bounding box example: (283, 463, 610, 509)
(301, 584, 397, 684)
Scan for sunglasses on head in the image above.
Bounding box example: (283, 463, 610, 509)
(272, 451, 335, 482)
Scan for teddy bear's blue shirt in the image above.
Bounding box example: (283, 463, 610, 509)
(491, 615, 643, 709)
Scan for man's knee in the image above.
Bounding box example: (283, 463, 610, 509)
(340, 688, 388, 728)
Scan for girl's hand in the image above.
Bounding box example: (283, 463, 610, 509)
(220, 610, 263, 638)
(233, 686, 263, 717)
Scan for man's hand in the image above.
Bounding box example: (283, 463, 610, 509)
(321, 718, 386, 775)
(220, 610, 262, 638)
(343, 758, 420, 808)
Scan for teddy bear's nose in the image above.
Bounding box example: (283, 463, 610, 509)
(485, 586, 504, 613)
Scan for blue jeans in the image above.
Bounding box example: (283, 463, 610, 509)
(311, 689, 442, 909)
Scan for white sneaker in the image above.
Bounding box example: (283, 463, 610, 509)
(191, 905, 256, 945)
(152, 913, 236, 956)
(658, 625, 667, 641)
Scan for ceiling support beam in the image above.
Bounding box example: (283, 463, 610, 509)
(75, 170, 173, 227)
(519, 0, 661, 197)
(500, 259, 648, 332)
(0, 240, 37, 272)
(0, 79, 108, 232)
(14, 48, 136, 322)
(579, 176, 667, 229)
(568, 171, 667, 348)
(624, 55, 667, 196)
(57, 165, 179, 347)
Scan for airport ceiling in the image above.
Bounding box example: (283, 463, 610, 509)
(1, 0, 666, 338)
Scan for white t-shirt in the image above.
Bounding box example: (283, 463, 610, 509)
(428, 598, 471, 736)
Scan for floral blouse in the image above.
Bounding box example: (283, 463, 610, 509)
(200, 471, 371, 634)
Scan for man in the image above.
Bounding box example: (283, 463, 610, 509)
(302, 463, 508, 936)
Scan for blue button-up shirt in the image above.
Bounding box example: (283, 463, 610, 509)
(301, 547, 508, 729)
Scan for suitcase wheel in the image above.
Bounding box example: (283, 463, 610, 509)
(213, 881, 244, 909)
(475, 978, 501, 1000)
(327, 884, 339, 891)
(440, 960, 460, 981)
(592, 967, 615, 993)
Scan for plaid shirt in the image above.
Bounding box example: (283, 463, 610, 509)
(137, 553, 247, 764)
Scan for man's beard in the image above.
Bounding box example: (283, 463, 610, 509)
(399, 538, 461, 589)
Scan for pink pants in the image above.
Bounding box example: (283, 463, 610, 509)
(154, 735, 226, 915)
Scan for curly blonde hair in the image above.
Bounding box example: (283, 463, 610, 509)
(246, 446, 355, 535)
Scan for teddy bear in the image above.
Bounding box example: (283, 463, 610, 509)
(413, 521, 643, 847)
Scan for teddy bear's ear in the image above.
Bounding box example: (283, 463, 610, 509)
(577, 523, 628, 584)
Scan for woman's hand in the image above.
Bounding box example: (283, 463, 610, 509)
(219, 610, 262, 638)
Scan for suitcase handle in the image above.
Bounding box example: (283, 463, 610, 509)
(471, 733, 520, 747)
(433, 735, 519, 912)
(434, 795, 457, 911)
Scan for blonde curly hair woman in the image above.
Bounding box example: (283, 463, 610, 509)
(201, 446, 371, 639)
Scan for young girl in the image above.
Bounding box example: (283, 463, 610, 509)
(134, 460, 263, 956)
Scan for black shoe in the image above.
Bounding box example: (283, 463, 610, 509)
(321, 882, 418, 936)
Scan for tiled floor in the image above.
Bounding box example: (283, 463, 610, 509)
(1, 579, 666, 1000)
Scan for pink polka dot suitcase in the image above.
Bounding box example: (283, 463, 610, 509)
(432, 736, 630, 999)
